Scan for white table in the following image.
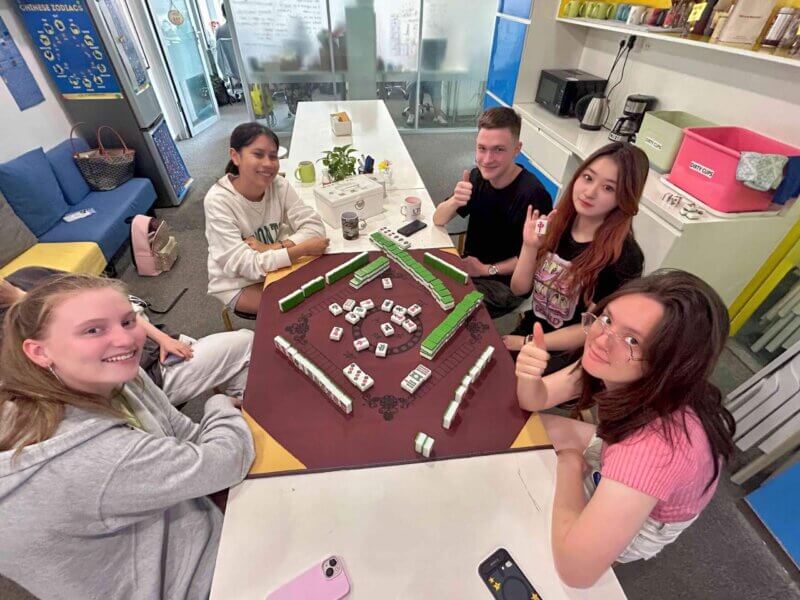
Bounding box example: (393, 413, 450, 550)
(210, 450, 626, 599)
(284, 100, 451, 253)
(284, 100, 426, 191)
(291, 185, 452, 253)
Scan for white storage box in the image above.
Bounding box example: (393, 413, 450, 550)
(330, 112, 352, 136)
(313, 175, 385, 228)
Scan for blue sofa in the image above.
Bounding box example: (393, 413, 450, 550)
(0, 138, 157, 262)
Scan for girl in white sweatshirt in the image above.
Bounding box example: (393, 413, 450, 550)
(205, 123, 329, 314)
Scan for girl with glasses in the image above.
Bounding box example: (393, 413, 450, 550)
(503, 142, 649, 374)
(515, 270, 735, 587)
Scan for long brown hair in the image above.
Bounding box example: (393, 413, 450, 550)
(0, 274, 130, 454)
(576, 269, 736, 489)
(536, 142, 649, 306)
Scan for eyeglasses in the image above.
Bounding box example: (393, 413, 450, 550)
(581, 312, 644, 364)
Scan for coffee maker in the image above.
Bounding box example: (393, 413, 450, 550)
(608, 94, 657, 143)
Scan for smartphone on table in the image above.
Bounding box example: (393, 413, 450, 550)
(397, 220, 427, 237)
(478, 548, 541, 600)
(265, 556, 350, 600)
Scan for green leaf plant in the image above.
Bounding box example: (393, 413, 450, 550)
(319, 144, 358, 182)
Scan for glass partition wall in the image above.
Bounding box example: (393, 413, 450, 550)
(226, 0, 495, 132)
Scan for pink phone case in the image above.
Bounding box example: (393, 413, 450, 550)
(266, 556, 350, 600)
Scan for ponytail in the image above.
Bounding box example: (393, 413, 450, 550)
(226, 159, 238, 175)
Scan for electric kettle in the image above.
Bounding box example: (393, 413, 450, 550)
(575, 94, 607, 131)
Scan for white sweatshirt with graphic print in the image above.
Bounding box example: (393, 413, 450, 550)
(204, 174, 325, 303)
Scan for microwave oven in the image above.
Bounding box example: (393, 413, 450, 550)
(535, 69, 607, 117)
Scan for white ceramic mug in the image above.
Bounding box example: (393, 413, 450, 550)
(626, 5, 647, 25)
(400, 196, 422, 222)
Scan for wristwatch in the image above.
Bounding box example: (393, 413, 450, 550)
(487, 264, 499, 276)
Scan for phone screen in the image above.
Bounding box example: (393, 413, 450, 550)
(479, 548, 541, 600)
(397, 220, 427, 237)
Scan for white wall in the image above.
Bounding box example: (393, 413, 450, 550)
(578, 29, 800, 146)
(0, 0, 74, 162)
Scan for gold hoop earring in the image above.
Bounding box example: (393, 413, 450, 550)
(47, 364, 63, 385)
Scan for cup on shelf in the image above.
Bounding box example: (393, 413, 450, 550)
(627, 5, 648, 25)
(588, 1, 613, 19)
(563, 0, 583, 18)
(615, 4, 632, 21)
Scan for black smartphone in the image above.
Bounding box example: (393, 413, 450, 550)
(478, 548, 541, 600)
(397, 220, 427, 237)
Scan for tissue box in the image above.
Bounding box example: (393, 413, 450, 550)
(314, 175, 385, 228)
(330, 112, 352, 136)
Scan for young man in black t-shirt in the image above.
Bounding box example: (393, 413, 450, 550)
(433, 107, 553, 318)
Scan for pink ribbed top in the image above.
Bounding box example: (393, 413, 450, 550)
(600, 410, 719, 523)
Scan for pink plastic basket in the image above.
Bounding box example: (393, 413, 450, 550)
(667, 127, 800, 213)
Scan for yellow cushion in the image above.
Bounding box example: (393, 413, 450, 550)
(0, 242, 106, 278)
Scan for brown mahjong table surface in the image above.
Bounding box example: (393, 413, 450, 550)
(243, 249, 551, 478)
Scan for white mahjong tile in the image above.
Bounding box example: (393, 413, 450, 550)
(414, 432, 427, 454)
(375, 342, 388, 358)
(455, 385, 467, 403)
(345, 312, 360, 325)
(359, 298, 375, 311)
(381, 323, 395, 337)
(401, 378, 419, 394)
(353, 306, 367, 318)
(328, 303, 343, 316)
(382, 278, 393, 289)
(392, 305, 407, 317)
(354, 337, 370, 351)
(329, 326, 343, 341)
(422, 437, 434, 458)
(402, 319, 418, 333)
(534, 218, 548, 236)
(390, 313, 405, 325)
(343, 299, 356, 311)
(415, 365, 432, 379)
(407, 304, 422, 317)
(381, 299, 394, 312)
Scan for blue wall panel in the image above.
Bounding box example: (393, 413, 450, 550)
(486, 17, 527, 107)
(498, 0, 533, 19)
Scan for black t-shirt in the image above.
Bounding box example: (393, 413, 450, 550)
(527, 232, 644, 333)
(456, 166, 553, 284)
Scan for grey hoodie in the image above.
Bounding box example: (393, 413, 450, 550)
(0, 370, 255, 600)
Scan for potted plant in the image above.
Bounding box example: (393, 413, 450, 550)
(319, 144, 358, 183)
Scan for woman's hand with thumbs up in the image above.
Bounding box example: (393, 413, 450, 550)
(516, 322, 550, 380)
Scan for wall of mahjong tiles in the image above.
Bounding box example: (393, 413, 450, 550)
(245, 249, 530, 475)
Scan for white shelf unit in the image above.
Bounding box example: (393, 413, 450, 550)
(557, 17, 800, 69)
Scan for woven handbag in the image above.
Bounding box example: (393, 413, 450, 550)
(71, 124, 135, 191)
